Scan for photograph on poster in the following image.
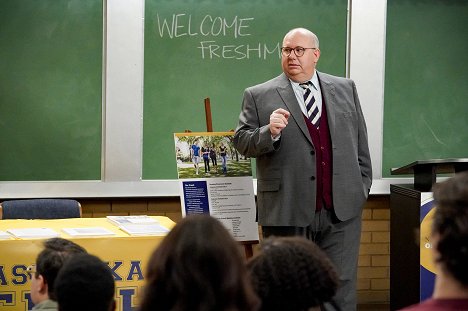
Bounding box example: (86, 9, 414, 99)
(174, 132, 252, 179)
(174, 132, 259, 241)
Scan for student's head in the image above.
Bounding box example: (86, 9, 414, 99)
(54, 253, 115, 311)
(30, 238, 87, 304)
(431, 172, 468, 286)
(247, 236, 339, 311)
(281, 28, 321, 83)
(139, 214, 260, 311)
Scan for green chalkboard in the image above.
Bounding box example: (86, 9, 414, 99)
(383, 0, 468, 177)
(143, 0, 348, 179)
(0, 0, 103, 181)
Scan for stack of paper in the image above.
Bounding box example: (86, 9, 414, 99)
(62, 227, 116, 237)
(7, 228, 59, 239)
(118, 223, 170, 236)
(106, 215, 169, 236)
(107, 215, 158, 226)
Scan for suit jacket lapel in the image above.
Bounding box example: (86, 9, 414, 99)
(317, 72, 336, 142)
(275, 73, 312, 145)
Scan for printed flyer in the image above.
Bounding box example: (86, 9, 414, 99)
(174, 132, 259, 241)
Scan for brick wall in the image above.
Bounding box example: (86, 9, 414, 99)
(79, 195, 390, 305)
(80, 197, 183, 222)
(358, 195, 390, 305)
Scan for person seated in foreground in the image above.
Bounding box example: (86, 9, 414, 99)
(247, 236, 340, 311)
(400, 172, 468, 310)
(30, 237, 87, 311)
(54, 253, 116, 311)
(138, 214, 260, 311)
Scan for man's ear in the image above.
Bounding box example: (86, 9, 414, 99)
(37, 275, 49, 294)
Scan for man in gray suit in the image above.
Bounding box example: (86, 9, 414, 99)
(233, 28, 372, 311)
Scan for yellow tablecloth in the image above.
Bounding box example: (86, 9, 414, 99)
(0, 216, 175, 311)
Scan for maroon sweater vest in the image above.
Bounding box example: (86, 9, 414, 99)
(303, 98, 333, 211)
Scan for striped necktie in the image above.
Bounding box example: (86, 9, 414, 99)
(299, 81, 321, 127)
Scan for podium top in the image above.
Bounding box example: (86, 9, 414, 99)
(391, 158, 468, 191)
(391, 158, 468, 175)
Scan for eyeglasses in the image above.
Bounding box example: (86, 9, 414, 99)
(281, 46, 316, 57)
(27, 264, 37, 277)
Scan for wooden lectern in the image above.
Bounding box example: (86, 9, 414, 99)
(389, 158, 468, 310)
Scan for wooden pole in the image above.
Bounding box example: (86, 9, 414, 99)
(204, 97, 213, 132)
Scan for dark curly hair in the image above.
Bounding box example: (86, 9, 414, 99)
(138, 214, 260, 311)
(431, 171, 468, 286)
(247, 236, 339, 311)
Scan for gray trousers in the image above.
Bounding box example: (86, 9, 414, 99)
(262, 208, 362, 311)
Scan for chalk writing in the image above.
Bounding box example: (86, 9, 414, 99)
(154, 13, 280, 60)
(198, 41, 281, 60)
(156, 13, 253, 38)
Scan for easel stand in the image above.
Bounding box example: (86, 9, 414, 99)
(185, 97, 258, 259)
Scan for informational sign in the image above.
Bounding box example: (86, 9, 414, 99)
(174, 132, 259, 241)
(420, 192, 436, 301)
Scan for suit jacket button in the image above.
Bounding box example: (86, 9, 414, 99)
(310, 150, 315, 155)
(310, 176, 316, 180)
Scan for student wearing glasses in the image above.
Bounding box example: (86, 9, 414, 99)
(233, 27, 372, 311)
(29, 238, 87, 311)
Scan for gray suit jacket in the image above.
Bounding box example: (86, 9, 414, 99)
(233, 72, 372, 226)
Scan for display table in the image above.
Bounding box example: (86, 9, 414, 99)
(0, 216, 175, 311)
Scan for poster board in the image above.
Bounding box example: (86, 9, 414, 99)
(174, 132, 259, 242)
